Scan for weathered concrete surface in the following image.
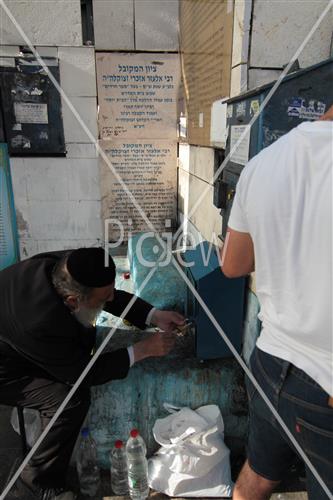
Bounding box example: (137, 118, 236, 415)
(93, 0, 135, 50)
(61, 96, 98, 143)
(231, 0, 252, 67)
(93, 0, 179, 51)
(178, 167, 222, 245)
(248, 68, 282, 90)
(58, 47, 96, 97)
(230, 63, 248, 98)
(250, 0, 333, 69)
(0, 0, 82, 46)
(10, 156, 102, 259)
(134, 0, 179, 51)
(178, 144, 215, 185)
(8, 44, 100, 260)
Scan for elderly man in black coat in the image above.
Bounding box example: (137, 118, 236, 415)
(0, 247, 184, 500)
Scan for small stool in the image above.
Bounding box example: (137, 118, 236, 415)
(17, 406, 29, 457)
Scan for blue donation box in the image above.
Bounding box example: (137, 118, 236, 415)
(182, 241, 246, 359)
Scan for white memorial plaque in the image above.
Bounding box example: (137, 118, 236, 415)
(96, 53, 180, 140)
(100, 139, 177, 242)
(14, 102, 48, 124)
(230, 125, 251, 165)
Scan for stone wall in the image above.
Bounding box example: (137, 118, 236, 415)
(1, 0, 180, 258)
(5, 44, 101, 257)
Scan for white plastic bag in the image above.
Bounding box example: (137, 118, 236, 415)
(148, 404, 234, 497)
(11, 408, 42, 448)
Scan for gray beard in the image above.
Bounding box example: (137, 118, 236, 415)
(73, 305, 104, 327)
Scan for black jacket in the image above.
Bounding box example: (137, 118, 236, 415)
(0, 251, 153, 385)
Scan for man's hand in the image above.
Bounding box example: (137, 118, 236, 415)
(133, 332, 176, 363)
(150, 309, 185, 332)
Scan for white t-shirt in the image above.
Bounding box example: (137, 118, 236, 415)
(228, 121, 333, 395)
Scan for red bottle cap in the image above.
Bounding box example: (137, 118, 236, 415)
(123, 272, 130, 280)
(130, 429, 139, 438)
(115, 440, 123, 448)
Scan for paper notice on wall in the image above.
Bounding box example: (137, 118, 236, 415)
(14, 102, 48, 124)
(230, 125, 251, 165)
(96, 53, 180, 140)
(100, 139, 177, 242)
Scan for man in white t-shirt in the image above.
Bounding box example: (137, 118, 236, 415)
(221, 106, 333, 500)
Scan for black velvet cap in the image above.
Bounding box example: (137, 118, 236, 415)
(66, 248, 116, 288)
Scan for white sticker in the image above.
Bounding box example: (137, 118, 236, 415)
(230, 125, 250, 165)
(287, 98, 326, 120)
(39, 131, 48, 140)
(12, 123, 22, 131)
(11, 135, 31, 149)
(250, 99, 260, 116)
(199, 112, 204, 128)
(30, 87, 43, 96)
(236, 101, 246, 118)
(14, 102, 48, 124)
(179, 115, 187, 138)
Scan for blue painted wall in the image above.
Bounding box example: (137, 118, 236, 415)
(88, 251, 251, 469)
(90, 341, 248, 469)
(128, 233, 187, 312)
(0, 144, 19, 270)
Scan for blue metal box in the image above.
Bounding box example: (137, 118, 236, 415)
(182, 241, 246, 359)
(218, 57, 333, 238)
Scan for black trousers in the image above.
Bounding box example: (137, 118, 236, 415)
(0, 347, 118, 490)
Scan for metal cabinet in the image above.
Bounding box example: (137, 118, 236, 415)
(214, 57, 333, 238)
(182, 241, 245, 359)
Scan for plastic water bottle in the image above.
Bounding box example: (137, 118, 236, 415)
(76, 427, 101, 497)
(110, 440, 129, 495)
(126, 429, 149, 500)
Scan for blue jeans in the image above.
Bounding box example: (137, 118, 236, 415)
(246, 346, 333, 500)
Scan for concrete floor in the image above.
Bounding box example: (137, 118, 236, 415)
(0, 404, 307, 500)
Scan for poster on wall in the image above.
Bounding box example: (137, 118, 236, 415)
(0, 57, 65, 156)
(96, 52, 180, 140)
(100, 139, 177, 242)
